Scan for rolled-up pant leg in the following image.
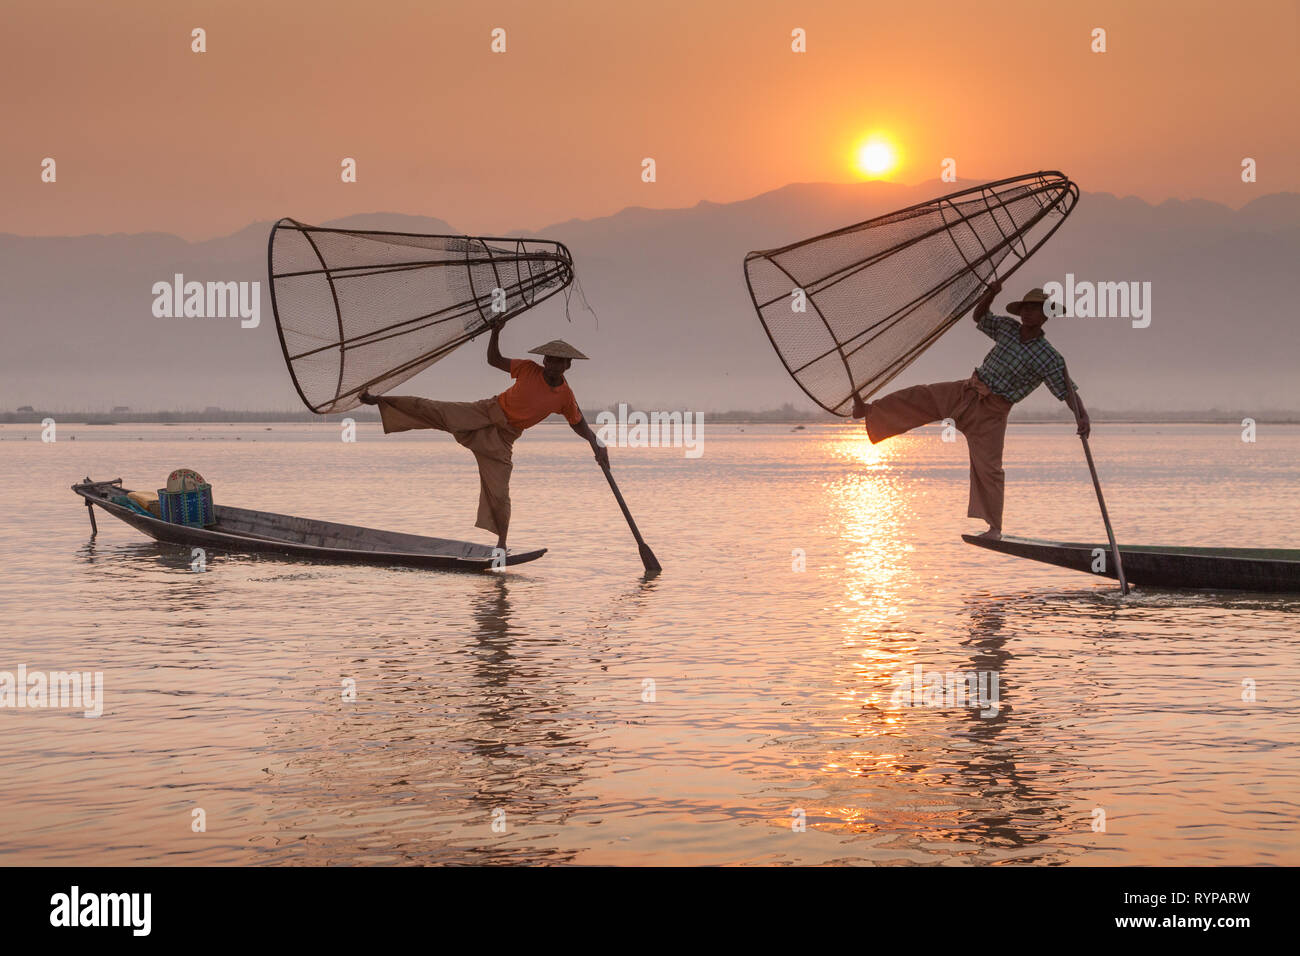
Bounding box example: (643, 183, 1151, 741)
(377, 396, 519, 537)
(377, 396, 498, 435)
(865, 380, 972, 443)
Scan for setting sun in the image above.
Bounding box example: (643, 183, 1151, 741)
(854, 137, 899, 178)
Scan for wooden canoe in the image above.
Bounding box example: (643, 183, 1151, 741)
(962, 533, 1300, 592)
(73, 478, 546, 571)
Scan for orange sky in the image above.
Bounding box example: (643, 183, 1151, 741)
(3, 0, 1297, 239)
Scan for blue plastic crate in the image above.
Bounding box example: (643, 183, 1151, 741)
(157, 484, 215, 527)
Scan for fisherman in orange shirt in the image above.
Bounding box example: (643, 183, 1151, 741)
(361, 322, 608, 551)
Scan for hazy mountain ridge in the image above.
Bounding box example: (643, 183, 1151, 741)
(2, 180, 1296, 413)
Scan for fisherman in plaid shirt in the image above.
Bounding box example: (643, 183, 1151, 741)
(852, 280, 1091, 539)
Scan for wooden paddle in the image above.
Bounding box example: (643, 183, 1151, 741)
(1079, 435, 1129, 595)
(599, 462, 661, 575)
(1061, 367, 1128, 594)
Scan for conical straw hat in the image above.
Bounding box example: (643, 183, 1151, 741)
(528, 339, 589, 359)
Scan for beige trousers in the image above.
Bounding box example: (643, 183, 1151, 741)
(866, 373, 1014, 529)
(377, 396, 522, 537)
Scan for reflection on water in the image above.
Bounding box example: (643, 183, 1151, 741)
(783, 441, 1092, 864)
(1, 423, 1298, 864)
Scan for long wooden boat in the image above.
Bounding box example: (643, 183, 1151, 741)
(962, 533, 1300, 592)
(73, 478, 545, 571)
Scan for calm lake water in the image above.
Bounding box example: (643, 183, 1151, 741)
(1, 421, 1297, 865)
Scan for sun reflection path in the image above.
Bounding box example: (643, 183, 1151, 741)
(819, 427, 923, 745)
(821, 425, 916, 627)
(783, 429, 983, 845)
(757, 428, 1085, 862)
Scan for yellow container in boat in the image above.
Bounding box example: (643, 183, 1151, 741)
(127, 491, 160, 516)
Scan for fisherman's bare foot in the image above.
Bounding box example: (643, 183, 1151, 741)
(977, 527, 1002, 540)
(359, 390, 379, 405)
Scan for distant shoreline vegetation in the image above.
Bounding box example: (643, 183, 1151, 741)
(2, 406, 1297, 425)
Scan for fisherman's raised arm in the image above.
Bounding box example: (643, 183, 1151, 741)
(486, 320, 512, 372)
(972, 278, 1003, 323)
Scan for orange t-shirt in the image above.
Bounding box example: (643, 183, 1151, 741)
(497, 359, 582, 431)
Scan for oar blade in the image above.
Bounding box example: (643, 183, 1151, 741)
(639, 542, 662, 576)
(600, 462, 662, 575)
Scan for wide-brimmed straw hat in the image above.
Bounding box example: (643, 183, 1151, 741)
(529, 339, 589, 360)
(1006, 287, 1057, 317)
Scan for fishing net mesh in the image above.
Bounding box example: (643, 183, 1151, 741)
(744, 172, 1078, 415)
(270, 220, 573, 413)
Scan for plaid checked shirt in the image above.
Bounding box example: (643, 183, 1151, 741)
(974, 313, 1076, 403)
